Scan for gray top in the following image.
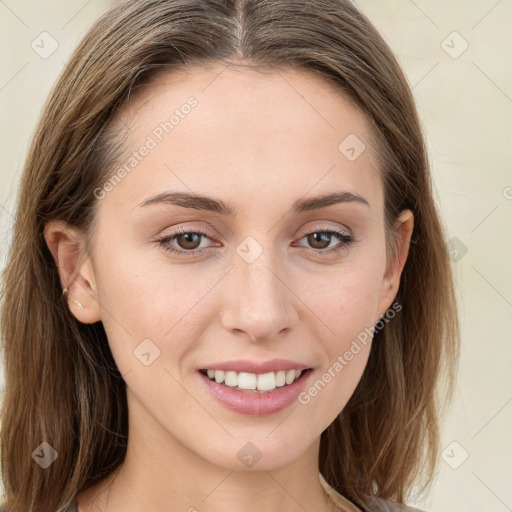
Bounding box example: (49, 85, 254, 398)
(65, 501, 77, 512)
(319, 472, 424, 511)
(363, 496, 424, 511)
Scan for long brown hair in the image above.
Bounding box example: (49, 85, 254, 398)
(0, 1, 459, 510)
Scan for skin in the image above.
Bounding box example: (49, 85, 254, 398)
(44, 62, 413, 512)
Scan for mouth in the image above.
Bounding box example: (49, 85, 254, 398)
(196, 358, 315, 415)
(198, 368, 313, 393)
(197, 367, 314, 415)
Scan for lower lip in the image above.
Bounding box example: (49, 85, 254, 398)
(198, 369, 313, 416)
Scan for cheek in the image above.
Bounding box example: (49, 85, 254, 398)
(294, 253, 384, 407)
(92, 238, 221, 375)
(297, 268, 380, 418)
(94, 231, 186, 326)
(302, 260, 384, 345)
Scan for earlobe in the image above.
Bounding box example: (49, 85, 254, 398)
(43, 220, 102, 324)
(377, 209, 414, 319)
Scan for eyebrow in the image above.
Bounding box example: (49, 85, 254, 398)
(136, 190, 370, 215)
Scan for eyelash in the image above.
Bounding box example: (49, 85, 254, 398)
(155, 226, 355, 256)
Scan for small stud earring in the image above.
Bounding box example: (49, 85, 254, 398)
(62, 287, 69, 297)
(73, 300, 84, 309)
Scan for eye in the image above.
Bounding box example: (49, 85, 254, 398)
(156, 227, 216, 255)
(294, 228, 355, 254)
(155, 226, 355, 257)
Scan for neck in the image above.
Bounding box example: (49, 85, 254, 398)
(77, 393, 338, 512)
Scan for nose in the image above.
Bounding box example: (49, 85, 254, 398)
(220, 248, 298, 342)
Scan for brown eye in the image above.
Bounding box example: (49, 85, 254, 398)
(295, 228, 355, 254)
(306, 232, 332, 250)
(157, 229, 213, 255)
(175, 232, 203, 250)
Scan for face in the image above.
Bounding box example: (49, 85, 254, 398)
(46, 62, 412, 472)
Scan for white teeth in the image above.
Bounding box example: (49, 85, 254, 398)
(285, 369, 296, 385)
(204, 368, 306, 391)
(224, 371, 238, 387)
(275, 370, 286, 387)
(237, 372, 257, 390)
(257, 372, 276, 391)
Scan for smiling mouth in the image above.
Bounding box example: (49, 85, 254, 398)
(198, 368, 313, 393)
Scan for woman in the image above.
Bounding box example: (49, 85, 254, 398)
(0, 1, 459, 511)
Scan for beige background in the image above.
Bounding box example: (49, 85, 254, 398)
(1, 1, 511, 511)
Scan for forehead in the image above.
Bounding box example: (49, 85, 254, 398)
(123, 62, 372, 139)
(104, 62, 383, 215)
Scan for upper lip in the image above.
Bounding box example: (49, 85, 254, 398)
(198, 358, 312, 374)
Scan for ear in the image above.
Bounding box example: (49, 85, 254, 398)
(376, 209, 414, 321)
(43, 220, 102, 324)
